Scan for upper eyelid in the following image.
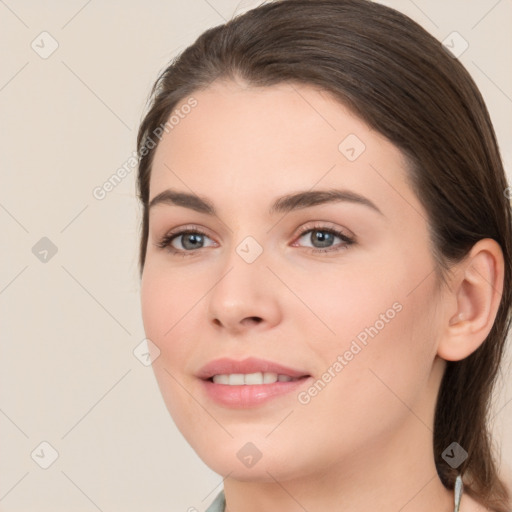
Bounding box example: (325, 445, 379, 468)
(296, 222, 353, 237)
(164, 223, 347, 237)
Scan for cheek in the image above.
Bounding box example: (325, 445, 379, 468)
(140, 266, 195, 361)
(287, 258, 404, 357)
(140, 272, 168, 347)
(140, 269, 204, 429)
(296, 260, 438, 420)
(290, 297, 436, 460)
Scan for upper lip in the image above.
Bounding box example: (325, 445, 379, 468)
(196, 357, 310, 380)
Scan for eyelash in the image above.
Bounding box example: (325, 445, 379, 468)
(155, 223, 355, 257)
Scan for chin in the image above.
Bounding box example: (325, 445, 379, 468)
(191, 436, 306, 482)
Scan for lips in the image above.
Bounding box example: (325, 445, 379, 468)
(196, 357, 312, 408)
(197, 357, 310, 381)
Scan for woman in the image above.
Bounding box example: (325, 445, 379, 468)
(136, 0, 512, 510)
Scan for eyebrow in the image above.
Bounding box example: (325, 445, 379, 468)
(148, 188, 384, 217)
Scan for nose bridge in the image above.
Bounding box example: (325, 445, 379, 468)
(206, 230, 280, 330)
(213, 232, 268, 305)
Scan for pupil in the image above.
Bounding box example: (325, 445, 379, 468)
(184, 234, 203, 249)
(313, 230, 332, 248)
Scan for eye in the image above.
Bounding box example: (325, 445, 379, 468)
(154, 222, 355, 257)
(154, 226, 216, 256)
(293, 223, 355, 253)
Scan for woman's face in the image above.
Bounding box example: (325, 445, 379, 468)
(140, 79, 449, 481)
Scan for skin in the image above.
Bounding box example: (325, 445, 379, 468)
(140, 79, 504, 512)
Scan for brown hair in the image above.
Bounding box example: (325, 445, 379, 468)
(135, 0, 512, 509)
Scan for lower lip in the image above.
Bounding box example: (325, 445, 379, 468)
(200, 377, 311, 408)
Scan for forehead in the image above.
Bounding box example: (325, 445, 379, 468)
(149, 80, 425, 222)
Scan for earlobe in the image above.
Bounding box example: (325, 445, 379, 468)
(437, 238, 504, 362)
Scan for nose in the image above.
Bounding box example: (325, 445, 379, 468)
(207, 246, 282, 335)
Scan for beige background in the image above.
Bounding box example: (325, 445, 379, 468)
(1, 1, 511, 510)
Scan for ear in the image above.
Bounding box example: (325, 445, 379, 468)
(437, 238, 504, 362)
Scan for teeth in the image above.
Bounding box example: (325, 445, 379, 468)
(211, 372, 298, 385)
(263, 372, 278, 384)
(212, 374, 229, 384)
(228, 373, 245, 385)
(245, 372, 264, 385)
